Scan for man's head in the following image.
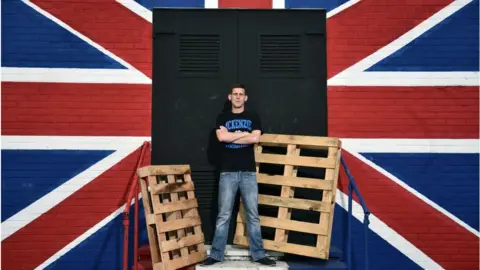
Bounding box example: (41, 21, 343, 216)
(228, 84, 247, 110)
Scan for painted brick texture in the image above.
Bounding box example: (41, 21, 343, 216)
(32, 0, 153, 77)
(1, 0, 478, 270)
(2, 82, 151, 136)
(2, 146, 150, 269)
(328, 86, 479, 138)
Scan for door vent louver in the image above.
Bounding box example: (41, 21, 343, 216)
(260, 35, 301, 73)
(179, 34, 221, 73)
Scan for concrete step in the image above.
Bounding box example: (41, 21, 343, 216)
(138, 244, 342, 261)
(134, 245, 346, 270)
(195, 260, 289, 270)
(137, 257, 347, 270)
(204, 244, 284, 261)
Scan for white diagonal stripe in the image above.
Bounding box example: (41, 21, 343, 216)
(341, 145, 480, 237)
(329, 0, 475, 87)
(2, 67, 151, 84)
(1, 136, 149, 241)
(336, 190, 444, 269)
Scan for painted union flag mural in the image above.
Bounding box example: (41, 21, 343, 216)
(1, 0, 479, 269)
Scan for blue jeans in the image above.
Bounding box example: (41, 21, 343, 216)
(209, 171, 266, 261)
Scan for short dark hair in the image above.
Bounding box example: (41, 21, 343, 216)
(231, 83, 246, 94)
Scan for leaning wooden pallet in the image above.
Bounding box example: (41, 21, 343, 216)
(233, 134, 342, 260)
(137, 165, 207, 270)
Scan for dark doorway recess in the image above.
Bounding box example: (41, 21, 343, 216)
(152, 8, 327, 245)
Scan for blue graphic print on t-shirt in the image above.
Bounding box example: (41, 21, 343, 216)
(225, 119, 252, 149)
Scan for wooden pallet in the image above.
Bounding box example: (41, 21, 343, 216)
(233, 134, 342, 260)
(137, 165, 207, 270)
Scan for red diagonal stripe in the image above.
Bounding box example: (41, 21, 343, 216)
(328, 86, 479, 138)
(339, 151, 479, 270)
(31, 0, 152, 78)
(219, 0, 271, 8)
(327, 0, 454, 78)
(1, 82, 151, 136)
(1, 148, 150, 270)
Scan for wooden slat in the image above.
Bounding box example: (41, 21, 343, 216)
(174, 174, 195, 253)
(233, 133, 342, 260)
(146, 214, 156, 225)
(137, 165, 191, 178)
(165, 174, 189, 258)
(151, 181, 195, 194)
(183, 173, 206, 255)
(153, 262, 165, 270)
(274, 144, 298, 242)
(257, 174, 334, 190)
(259, 194, 330, 212)
(234, 236, 326, 259)
(156, 175, 181, 259)
(165, 251, 205, 270)
(137, 164, 207, 270)
(138, 176, 161, 264)
(259, 134, 341, 149)
(158, 216, 202, 233)
(317, 147, 342, 258)
(160, 234, 205, 252)
(237, 215, 327, 236)
(155, 199, 198, 214)
(255, 153, 336, 169)
(147, 176, 171, 264)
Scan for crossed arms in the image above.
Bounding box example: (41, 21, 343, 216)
(216, 126, 261, 144)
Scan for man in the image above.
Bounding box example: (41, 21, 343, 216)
(202, 84, 276, 266)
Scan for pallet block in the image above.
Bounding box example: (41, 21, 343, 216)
(233, 134, 342, 260)
(137, 165, 207, 270)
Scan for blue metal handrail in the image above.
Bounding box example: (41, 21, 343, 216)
(341, 156, 370, 270)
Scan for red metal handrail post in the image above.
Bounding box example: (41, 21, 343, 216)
(133, 175, 140, 270)
(123, 209, 130, 270)
(123, 141, 149, 270)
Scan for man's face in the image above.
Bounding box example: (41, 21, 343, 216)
(229, 87, 247, 108)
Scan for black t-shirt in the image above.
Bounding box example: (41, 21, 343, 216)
(216, 110, 262, 172)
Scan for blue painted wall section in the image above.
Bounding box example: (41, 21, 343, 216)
(1, 0, 127, 69)
(359, 153, 480, 230)
(367, 0, 479, 72)
(45, 200, 149, 270)
(48, 202, 424, 270)
(286, 0, 348, 12)
(329, 205, 422, 270)
(135, 0, 204, 10)
(1, 149, 114, 222)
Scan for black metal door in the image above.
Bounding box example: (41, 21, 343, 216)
(152, 9, 239, 242)
(152, 9, 238, 169)
(238, 9, 327, 137)
(152, 8, 327, 245)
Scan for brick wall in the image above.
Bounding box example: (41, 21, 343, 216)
(2, 82, 151, 136)
(1, 0, 478, 270)
(328, 86, 479, 138)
